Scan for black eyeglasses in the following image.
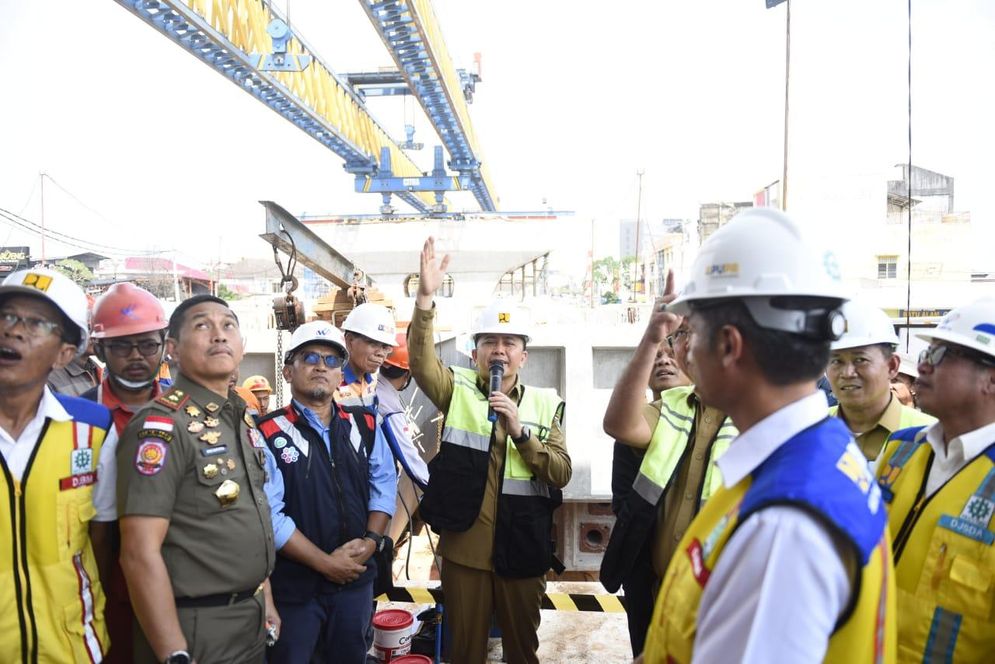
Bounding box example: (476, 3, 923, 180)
(666, 329, 689, 349)
(0, 311, 62, 338)
(919, 344, 995, 368)
(101, 339, 164, 358)
(300, 351, 344, 369)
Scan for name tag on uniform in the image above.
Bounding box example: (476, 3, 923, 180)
(59, 471, 97, 490)
(938, 514, 995, 545)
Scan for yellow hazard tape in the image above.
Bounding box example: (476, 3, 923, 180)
(377, 587, 628, 613)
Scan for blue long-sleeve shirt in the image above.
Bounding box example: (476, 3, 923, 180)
(264, 399, 397, 550)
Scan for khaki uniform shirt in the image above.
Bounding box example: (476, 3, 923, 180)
(834, 394, 930, 462)
(635, 392, 725, 577)
(408, 305, 572, 571)
(116, 374, 275, 598)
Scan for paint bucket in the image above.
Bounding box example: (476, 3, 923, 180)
(373, 609, 414, 662)
(389, 656, 432, 664)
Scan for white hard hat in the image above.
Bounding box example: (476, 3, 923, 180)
(915, 299, 995, 360)
(341, 303, 398, 346)
(0, 267, 89, 354)
(669, 208, 848, 339)
(831, 300, 899, 351)
(284, 320, 348, 363)
(473, 300, 532, 344)
(897, 352, 919, 378)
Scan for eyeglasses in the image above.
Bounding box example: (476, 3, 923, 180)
(0, 311, 62, 338)
(300, 351, 344, 369)
(919, 344, 995, 368)
(101, 339, 164, 358)
(666, 329, 689, 349)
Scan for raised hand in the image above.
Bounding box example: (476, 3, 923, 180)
(643, 270, 682, 344)
(418, 236, 451, 299)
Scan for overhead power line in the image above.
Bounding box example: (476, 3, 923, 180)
(0, 206, 157, 258)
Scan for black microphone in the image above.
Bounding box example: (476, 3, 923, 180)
(487, 361, 505, 423)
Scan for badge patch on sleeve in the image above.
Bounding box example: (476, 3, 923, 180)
(135, 440, 168, 475)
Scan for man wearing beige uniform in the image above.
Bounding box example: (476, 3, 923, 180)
(409, 237, 571, 664)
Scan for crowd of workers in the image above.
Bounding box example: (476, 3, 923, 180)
(1, 210, 992, 664)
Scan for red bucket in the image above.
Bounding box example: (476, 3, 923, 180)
(372, 609, 414, 662)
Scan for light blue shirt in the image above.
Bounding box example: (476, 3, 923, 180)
(263, 400, 397, 551)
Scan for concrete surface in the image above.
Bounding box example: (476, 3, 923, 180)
(380, 531, 633, 663)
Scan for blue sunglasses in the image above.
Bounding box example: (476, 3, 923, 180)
(300, 351, 344, 369)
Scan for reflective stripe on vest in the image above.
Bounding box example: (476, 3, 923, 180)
(446, 366, 561, 497)
(876, 431, 995, 661)
(632, 386, 736, 506)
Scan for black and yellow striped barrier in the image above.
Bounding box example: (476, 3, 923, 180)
(377, 587, 628, 613)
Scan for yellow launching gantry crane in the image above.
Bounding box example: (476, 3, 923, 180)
(113, 0, 497, 216)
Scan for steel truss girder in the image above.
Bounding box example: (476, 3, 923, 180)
(114, 0, 436, 212)
(360, 0, 497, 211)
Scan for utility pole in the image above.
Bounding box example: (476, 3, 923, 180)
(39, 172, 46, 265)
(781, 0, 791, 210)
(632, 169, 645, 301)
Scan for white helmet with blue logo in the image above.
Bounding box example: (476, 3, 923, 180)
(916, 299, 995, 360)
(668, 207, 849, 340)
(341, 303, 398, 346)
(285, 320, 348, 363)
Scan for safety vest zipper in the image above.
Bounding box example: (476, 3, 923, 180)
(2, 456, 30, 664)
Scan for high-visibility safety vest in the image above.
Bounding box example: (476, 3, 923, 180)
(0, 394, 112, 664)
(419, 366, 564, 578)
(600, 386, 736, 592)
(642, 417, 897, 664)
(876, 426, 995, 663)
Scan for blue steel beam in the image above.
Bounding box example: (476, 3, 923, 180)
(114, 0, 433, 213)
(360, 0, 497, 211)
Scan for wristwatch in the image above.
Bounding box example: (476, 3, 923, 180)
(164, 651, 192, 664)
(364, 530, 385, 553)
(512, 426, 531, 446)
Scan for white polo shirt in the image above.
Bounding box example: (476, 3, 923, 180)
(0, 386, 118, 521)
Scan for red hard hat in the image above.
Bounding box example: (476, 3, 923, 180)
(91, 282, 168, 339)
(384, 332, 409, 370)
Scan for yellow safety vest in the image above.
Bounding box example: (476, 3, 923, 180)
(600, 387, 736, 593)
(0, 397, 111, 664)
(876, 427, 995, 663)
(643, 418, 896, 664)
(633, 386, 736, 507)
(445, 366, 562, 496)
(420, 366, 563, 577)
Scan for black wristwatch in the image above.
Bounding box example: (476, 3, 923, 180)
(164, 651, 192, 664)
(364, 530, 385, 553)
(512, 427, 531, 446)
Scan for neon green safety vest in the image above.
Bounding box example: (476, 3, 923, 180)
(601, 386, 736, 592)
(419, 366, 565, 577)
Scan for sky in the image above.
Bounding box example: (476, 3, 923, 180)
(0, 0, 992, 277)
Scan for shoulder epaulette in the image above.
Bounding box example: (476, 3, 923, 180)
(155, 388, 189, 411)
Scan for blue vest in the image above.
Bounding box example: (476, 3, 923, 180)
(258, 403, 374, 601)
(739, 417, 886, 568)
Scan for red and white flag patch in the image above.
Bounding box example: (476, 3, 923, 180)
(142, 416, 174, 433)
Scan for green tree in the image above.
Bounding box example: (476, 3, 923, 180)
(51, 259, 93, 287)
(592, 256, 636, 300)
(217, 283, 240, 301)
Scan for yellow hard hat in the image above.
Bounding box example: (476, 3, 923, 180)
(242, 375, 272, 394)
